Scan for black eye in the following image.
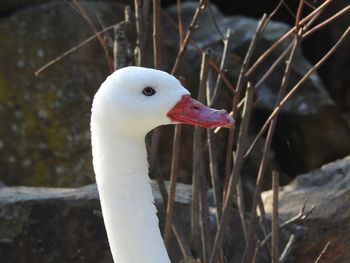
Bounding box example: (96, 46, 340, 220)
(142, 87, 156, 96)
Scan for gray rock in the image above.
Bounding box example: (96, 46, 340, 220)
(0, 0, 129, 16)
(0, 180, 254, 263)
(0, 2, 125, 186)
(262, 155, 350, 263)
(0, 184, 112, 263)
(0, 181, 196, 263)
(0, 181, 185, 263)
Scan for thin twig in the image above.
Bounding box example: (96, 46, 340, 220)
(304, 0, 317, 10)
(35, 22, 118, 76)
(269, 0, 285, 19)
(192, 51, 210, 259)
(207, 0, 225, 41)
(223, 13, 269, 202)
(161, 9, 236, 94)
(173, 219, 195, 259)
(210, 29, 233, 106)
(208, 59, 236, 94)
(236, 173, 248, 245)
(314, 241, 331, 263)
(282, 1, 297, 20)
(271, 171, 279, 263)
(176, 0, 184, 46)
(244, 25, 350, 159)
(258, 203, 316, 248)
(206, 67, 223, 222)
(215, 0, 333, 135)
(200, 169, 212, 263)
(70, 0, 114, 72)
(295, 0, 305, 31)
(303, 5, 350, 39)
(254, 40, 294, 89)
(164, 125, 182, 248)
(171, 0, 208, 75)
(134, 0, 144, 66)
(279, 234, 297, 263)
(245, 0, 332, 77)
(257, 196, 271, 255)
(209, 82, 255, 263)
(243, 4, 335, 158)
(243, 38, 299, 263)
(153, 0, 162, 69)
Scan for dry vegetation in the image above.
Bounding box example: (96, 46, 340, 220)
(36, 0, 349, 262)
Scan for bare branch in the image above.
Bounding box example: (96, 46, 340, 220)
(243, 37, 299, 263)
(164, 124, 182, 248)
(209, 81, 255, 263)
(153, 0, 162, 69)
(314, 241, 331, 263)
(303, 5, 350, 38)
(271, 171, 279, 263)
(279, 234, 297, 263)
(246, 0, 332, 77)
(223, 13, 269, 204)
(244, 24, 350, 159)
(134, 0, 145, 66)
(70, 0, 114, 72)
(258, 203, 316, 249)
(176, 0, 185, 46)
(210, 29, 233, 106)
(207, 0, 225, 41)
(35, 22, 118, 76)
(171, 0, 208, 75)
(191, 51, 210, 258)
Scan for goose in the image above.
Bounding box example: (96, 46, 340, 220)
(90, 66, 234, 263)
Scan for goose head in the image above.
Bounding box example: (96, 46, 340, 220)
(91, 66, 234, 136)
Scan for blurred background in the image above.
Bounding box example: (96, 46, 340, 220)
(0, 1, 349, 262)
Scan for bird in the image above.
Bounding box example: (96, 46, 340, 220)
(90, 66, 234, 263)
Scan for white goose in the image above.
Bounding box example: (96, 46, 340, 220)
(91, 66, 234, 263)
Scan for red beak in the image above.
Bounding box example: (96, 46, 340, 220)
(167, 95, 234, 129)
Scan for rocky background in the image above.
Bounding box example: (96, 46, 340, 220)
(0, 1, 349, 262)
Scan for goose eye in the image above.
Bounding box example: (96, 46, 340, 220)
(142, 87, 156, 96)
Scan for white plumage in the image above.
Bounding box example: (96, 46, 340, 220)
(91, 66, 233, 263)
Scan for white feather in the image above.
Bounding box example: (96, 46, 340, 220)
(91, 67, 189, 263)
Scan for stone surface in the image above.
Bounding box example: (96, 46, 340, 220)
(262, 156, 350, 263)
(0, 184, 112, 263)
(0, 2, 125, 186)
(0, 180, 253, 263)
(0, 181, 186, 263)
(0, 0, 129, 16)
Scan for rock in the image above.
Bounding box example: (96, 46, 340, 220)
(0, 0, 56, 16)
(0, 180, 253, 263)
(0, 2, 125, 186)
(0, 184, 112, 263)
(262, 156, 350, 263)
(163, 2, 350, 176)
(0, 0, 129, 16)
(0, 181, 185, 263)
